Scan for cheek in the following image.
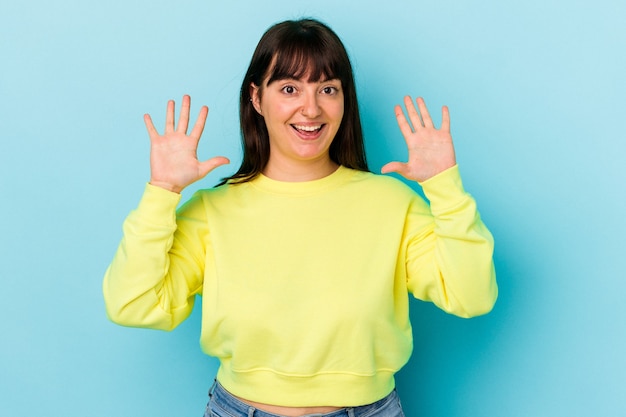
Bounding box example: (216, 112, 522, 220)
(262, 101, 295, 122)
(331, 102, 345, 125)
(330, 94, 345, 121)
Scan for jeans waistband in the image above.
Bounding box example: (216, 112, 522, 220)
(207, 380, 400, 417)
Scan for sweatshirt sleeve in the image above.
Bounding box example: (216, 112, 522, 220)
(102, 184, 208, 331)
(405, 165, 498, 318)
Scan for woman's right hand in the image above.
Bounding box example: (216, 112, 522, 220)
(144, 95, 230, 193)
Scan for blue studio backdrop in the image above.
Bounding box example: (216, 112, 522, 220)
(1, 1, 624, 416)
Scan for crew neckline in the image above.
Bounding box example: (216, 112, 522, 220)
(250, 165, 354, 195)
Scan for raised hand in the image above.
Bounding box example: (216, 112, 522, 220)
(381, 96, 456, 183)
(145, 95, 230, 193)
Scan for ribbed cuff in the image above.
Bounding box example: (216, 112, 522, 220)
(134, 183, 183, 225)
(418, 165, 469, 213)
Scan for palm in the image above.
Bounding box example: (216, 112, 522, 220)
(145, 95, 229, 193)
(381, 96, 456, 183)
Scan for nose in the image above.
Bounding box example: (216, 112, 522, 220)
(300, 91, 321, 118)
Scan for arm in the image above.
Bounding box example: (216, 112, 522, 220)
(383, 96, 497, 317)
(405, 167, 497, 317)
(103, 186, 207, 330)
(102, 96, 229, 330)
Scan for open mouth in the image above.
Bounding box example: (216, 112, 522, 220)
(292, 124, 324, 138)
(293, 124, 323, 132)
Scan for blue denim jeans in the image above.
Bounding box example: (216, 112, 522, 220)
(204, 380, 405, 417)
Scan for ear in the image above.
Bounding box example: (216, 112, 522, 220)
(249, 83, 262, 115)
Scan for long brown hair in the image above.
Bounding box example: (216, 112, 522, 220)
(220, 19, 369, 185)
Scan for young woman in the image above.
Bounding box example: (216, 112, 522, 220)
(103, 18, 497, 417)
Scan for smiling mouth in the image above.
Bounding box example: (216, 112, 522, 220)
(292, 124, 324, 134)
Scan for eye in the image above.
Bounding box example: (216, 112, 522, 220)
(321, 86, 339, 95)
(281, 85, 297, 95)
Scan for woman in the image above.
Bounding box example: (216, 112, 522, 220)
(103, 18, 497, 417)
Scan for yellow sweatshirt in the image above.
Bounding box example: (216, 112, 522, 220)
(103, 165, 497, 407)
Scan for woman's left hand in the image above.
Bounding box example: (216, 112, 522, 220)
(381, 96, 456, 183)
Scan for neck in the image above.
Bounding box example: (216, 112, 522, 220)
(263, 157, 339, 182)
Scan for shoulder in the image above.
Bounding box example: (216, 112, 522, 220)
(193, 181, 252, 199)
(177, 182, 250, 215)
(338, 168, 426, 209)
(345, 168, 417, 195)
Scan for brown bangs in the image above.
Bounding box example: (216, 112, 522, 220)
(266, 38, 345, 85)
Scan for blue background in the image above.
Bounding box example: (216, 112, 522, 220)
(1, 0, 624, 416)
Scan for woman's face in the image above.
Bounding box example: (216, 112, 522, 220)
(251, 74, 344, 176)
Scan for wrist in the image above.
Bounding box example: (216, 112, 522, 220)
(149, 180, 183, 194)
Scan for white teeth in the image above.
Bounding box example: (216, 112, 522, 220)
(294, 125, 322, 132)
